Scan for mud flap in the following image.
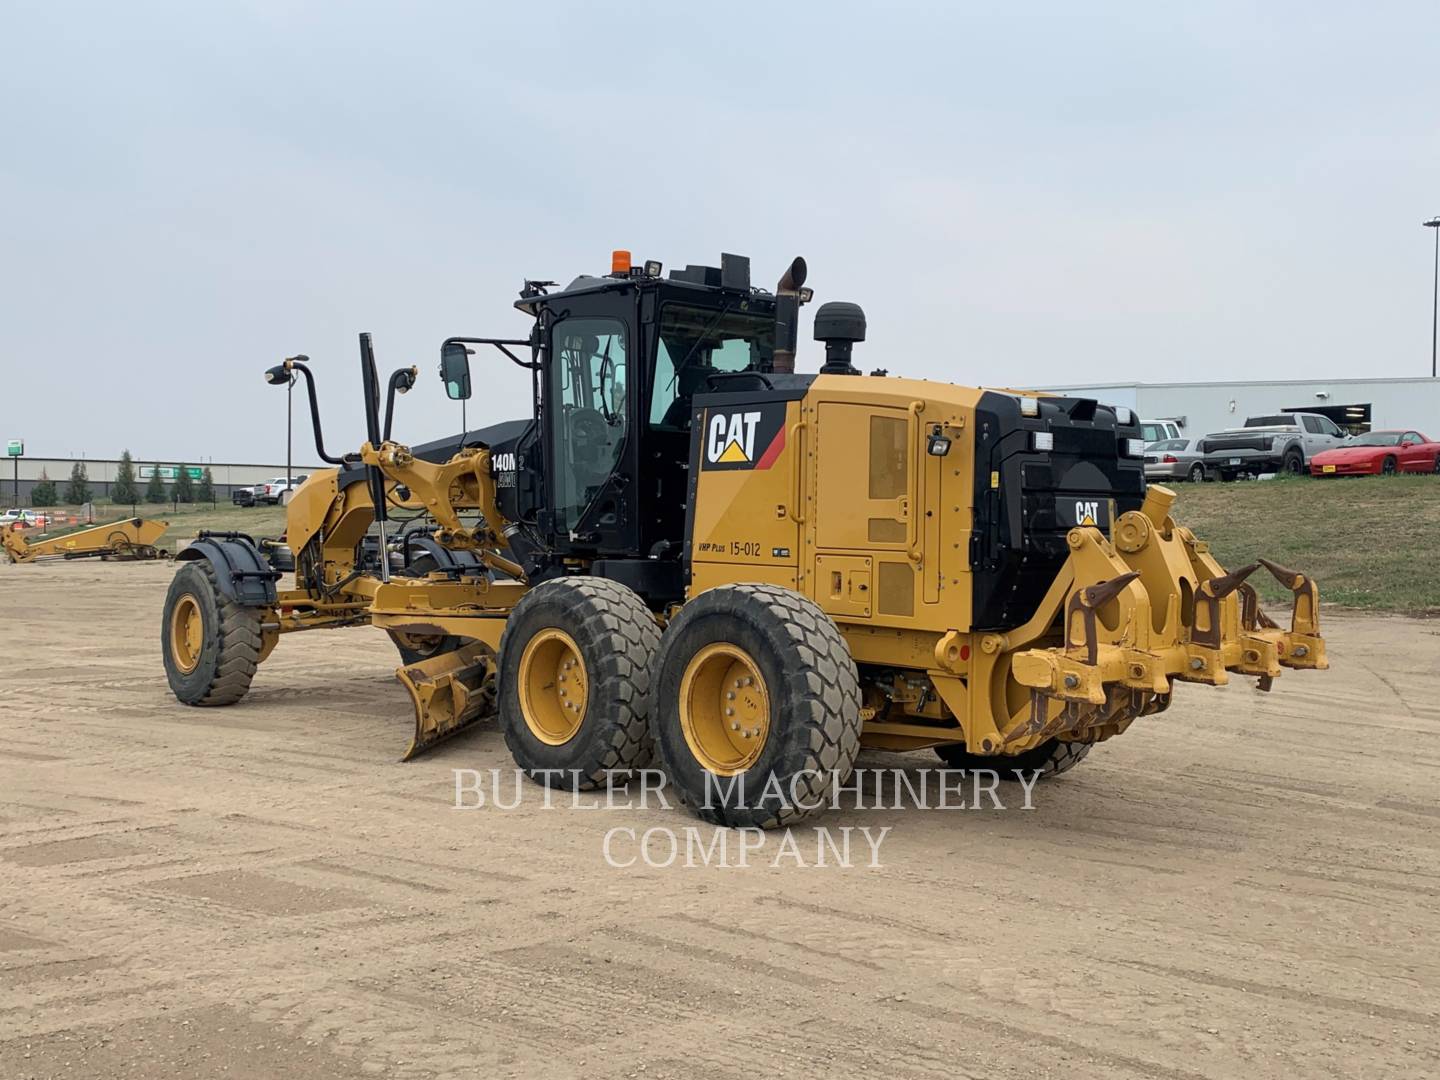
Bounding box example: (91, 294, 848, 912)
(395, 643, 498, 760)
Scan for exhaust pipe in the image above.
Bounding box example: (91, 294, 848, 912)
(771, 257, 807, 374)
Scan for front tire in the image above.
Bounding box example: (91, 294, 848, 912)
(162, 561, 262, 706)
(650, 584, 863, 829)
(498, 578, 660, 790)
(935, 737, 1090, 781)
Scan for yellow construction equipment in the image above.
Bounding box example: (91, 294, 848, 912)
(5, 517, 170, 564)
(159, 251, 1328, 828)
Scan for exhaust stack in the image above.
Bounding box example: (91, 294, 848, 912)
(771, 257, 808, 374)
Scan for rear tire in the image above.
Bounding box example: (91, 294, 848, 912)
(649, 584, 863, 829)
(498, 578, 660, 790)
(1281, 449, 1304, 475)
(1382, 456, 1398, 475)
(1186, 462, 1205, 483)
(934, 737, 1091, 781)
(162, 561, 262, 707)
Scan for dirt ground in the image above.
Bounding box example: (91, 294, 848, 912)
(1, 561, 1437, 1079)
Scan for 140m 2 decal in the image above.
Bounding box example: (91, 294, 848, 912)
(700, 402, 787, 471)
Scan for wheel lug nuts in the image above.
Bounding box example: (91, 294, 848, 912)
(725, 707, 734, 716)
(731, 722, 740, 731)
(726, 691, 735, 700)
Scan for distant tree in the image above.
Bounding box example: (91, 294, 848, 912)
(30, 470, 56, 506)
(195, 466, 215, 503)
(145, 465, 167, 504)
(173, 464, 195, 504)
(111, 450, 139, 504)
(65, 461, 91, 505)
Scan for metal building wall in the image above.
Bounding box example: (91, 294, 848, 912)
(1041, 378, 1440, 440)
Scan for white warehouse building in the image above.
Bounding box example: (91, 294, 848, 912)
(1039, 376, 1440, 440)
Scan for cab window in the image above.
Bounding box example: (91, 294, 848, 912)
(550, 318, 627, 533)
(649, 304, 775, 431)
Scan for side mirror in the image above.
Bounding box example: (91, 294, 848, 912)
(440, 342, 472, 400)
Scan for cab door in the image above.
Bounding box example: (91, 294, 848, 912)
(541, 305, 636, 554)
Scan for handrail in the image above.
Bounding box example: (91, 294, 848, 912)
(285, 361, 347, 465)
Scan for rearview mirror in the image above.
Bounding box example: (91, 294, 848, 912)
(440, 341, 472, 400)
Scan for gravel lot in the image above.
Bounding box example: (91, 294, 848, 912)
(2, 561, 1438, 1079)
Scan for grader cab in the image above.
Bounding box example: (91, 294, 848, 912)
(159, 251, 1328, 828)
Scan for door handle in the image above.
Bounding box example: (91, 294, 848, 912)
(786, 420, 808, 524)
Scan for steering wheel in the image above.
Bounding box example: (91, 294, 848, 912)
(567, 408, 609, 461)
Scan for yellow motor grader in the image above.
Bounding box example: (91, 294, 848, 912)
(5, 517, 169, 563)
(160, 251, 1327, 827)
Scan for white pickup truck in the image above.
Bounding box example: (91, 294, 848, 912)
(259, 475, 310, 505)
(1139, 418, 1183, 444)
(1198, 413, 1349, 479)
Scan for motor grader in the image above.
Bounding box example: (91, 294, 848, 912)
(160, 251, 1328, 828)
(5, 517, 169, 563)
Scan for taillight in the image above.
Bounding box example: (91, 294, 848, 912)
(1162, 454, 1178, 463)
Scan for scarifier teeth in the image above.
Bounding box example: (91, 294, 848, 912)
(1257, 557, 1305, 590)
(1076, 571, 1141, 610)
(1200, 562, 1258, 600)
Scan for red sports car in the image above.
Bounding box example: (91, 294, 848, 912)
(1310, 430, 1440, 476)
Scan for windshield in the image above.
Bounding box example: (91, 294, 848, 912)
(650, 303, 775, 431)
(1349, 432, 1400, 446)
(1244, 415, 1293, 427)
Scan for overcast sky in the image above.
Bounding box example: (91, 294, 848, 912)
(3, 2, 1438, 463)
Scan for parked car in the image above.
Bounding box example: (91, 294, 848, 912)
(1, 508, 39, 529)
(232, 487, 256, 507)
(260, 475, 309, 505)
(1199, 412, 1349, 479)
(1310, 430, 1440, 477)
(1143, 438, 1208, 483)
(1139, 418, 1183, 444)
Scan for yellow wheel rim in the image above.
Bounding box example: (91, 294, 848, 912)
(679, 643, 770, 776)
(519, 628, 588, 745)
(170, 595, 203, 674)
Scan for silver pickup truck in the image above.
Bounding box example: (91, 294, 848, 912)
(1199, 412, 1349, 479)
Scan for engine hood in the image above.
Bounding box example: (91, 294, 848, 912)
(1312, 445, 1382, 461)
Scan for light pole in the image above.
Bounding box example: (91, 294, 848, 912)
(1426, 217, 1440, 378)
